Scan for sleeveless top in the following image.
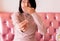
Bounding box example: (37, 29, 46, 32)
(12, 13, 37, 41)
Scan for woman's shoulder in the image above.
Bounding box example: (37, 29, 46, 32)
(11, 12, 21, 20)
(11, 12, 20, 17)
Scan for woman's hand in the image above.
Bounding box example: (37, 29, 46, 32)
(25, 7, 35, 14)
(19, 19, 28, 32)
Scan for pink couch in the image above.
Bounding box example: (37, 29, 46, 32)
(0, 12, 60, 41)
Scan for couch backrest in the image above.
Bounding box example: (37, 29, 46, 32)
(0, 12, 60, 41)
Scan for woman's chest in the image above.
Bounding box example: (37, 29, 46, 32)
(18, 14, 37, 28)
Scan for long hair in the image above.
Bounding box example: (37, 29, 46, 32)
(19, 0, 36, 14)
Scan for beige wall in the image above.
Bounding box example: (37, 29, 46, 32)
(0, 0, 19, 12)
(0, 0, 60, 12)
(36, 0, 60, 12)
(2, 0, 19, 12)
(0, 0, 4, 11)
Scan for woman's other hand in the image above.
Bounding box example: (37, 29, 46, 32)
(19, 19, 28, 32)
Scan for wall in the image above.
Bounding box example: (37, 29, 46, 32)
(0, 0, 4, 11)
(0, 0, 60, 12)
(0, 0, 19, 12)
(36, 0, 60, 12)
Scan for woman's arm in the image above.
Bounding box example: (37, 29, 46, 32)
(31, 13, 47, 35)
(22, 5, 47, 35)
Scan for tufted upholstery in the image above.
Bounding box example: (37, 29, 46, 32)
(0, 12, 14, 41)
(0, 12, 60, 41)
(35, 13, 60, 41)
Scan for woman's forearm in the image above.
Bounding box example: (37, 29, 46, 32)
(31, 13, 47, 35)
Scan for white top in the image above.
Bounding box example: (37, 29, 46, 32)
(11, 12, 46, 41)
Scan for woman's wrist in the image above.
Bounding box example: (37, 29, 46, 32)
(31, 11, 36, 16)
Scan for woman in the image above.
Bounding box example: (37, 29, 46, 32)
(11, 0, 47, 41)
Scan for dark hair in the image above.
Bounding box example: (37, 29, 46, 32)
(19, 0, 36, 13)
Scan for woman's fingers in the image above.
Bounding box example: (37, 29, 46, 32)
(19, 20, 28, 32)
(20, 27, 26, 32)
(24, 7, 35, 14)
(19, 19, 28, 28)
